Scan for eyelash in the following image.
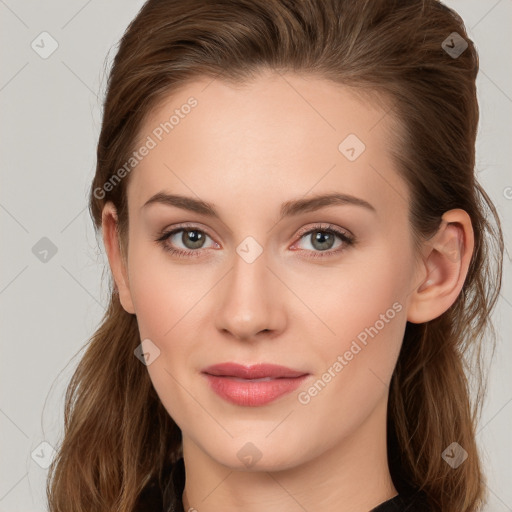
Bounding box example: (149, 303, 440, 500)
(155, 223, 356, 260)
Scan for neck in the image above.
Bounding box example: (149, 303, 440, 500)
(181, 397, 396, 512)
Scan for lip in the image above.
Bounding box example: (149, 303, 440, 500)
(202, 363, 309, 406)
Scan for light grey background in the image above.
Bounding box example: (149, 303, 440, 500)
(0, 1, 510, 510)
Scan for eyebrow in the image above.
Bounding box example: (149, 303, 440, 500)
(141, 191, 377, 218)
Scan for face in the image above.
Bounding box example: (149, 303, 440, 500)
(109, 70, 425, 470)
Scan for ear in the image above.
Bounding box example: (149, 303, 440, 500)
(101, 202, 136, 315)
(407, 209, 474, 324)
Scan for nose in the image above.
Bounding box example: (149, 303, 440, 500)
(214, 244, 285, 342)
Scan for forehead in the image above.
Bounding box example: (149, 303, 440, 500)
(127, 71, 409, 218)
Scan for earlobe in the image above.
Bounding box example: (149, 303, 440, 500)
(101, 202, 136, 315)
(407, 209, 474, 324)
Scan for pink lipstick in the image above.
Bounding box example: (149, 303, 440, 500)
(201, 362, 309, 406)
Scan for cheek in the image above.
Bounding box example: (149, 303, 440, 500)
(315, 288, 405, 393)
(294, 271, 408, 442)
(128, 256, 203, 426)
(127, 244, 213, 340)
(300, 253, 409, 336)
(296, 246, 412, 380)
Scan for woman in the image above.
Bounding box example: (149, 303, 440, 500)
(46, 1, 504, 511)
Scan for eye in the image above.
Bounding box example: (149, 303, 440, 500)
(155, 222, 355, 259)
(291, 223, 355, 259)
(155, 224, 218, 258)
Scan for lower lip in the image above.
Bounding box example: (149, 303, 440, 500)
(203, 374, 308, 406)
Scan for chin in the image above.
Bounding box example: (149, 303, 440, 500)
(200, 436, 312, 473)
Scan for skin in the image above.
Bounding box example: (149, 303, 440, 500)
(102, 70, 474, 512)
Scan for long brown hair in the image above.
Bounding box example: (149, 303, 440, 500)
(46, 1, 504, 510)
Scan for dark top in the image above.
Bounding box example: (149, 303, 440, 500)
(136, 457, 432, 512)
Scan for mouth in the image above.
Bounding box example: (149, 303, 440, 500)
(201, 362, 309, 406)
(202, 362, 307, 379)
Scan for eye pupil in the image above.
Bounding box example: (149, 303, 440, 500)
(183, 229, 205, 249)
(312, 231, 334, 250)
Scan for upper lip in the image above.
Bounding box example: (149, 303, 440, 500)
(202, 362, 308, 379)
